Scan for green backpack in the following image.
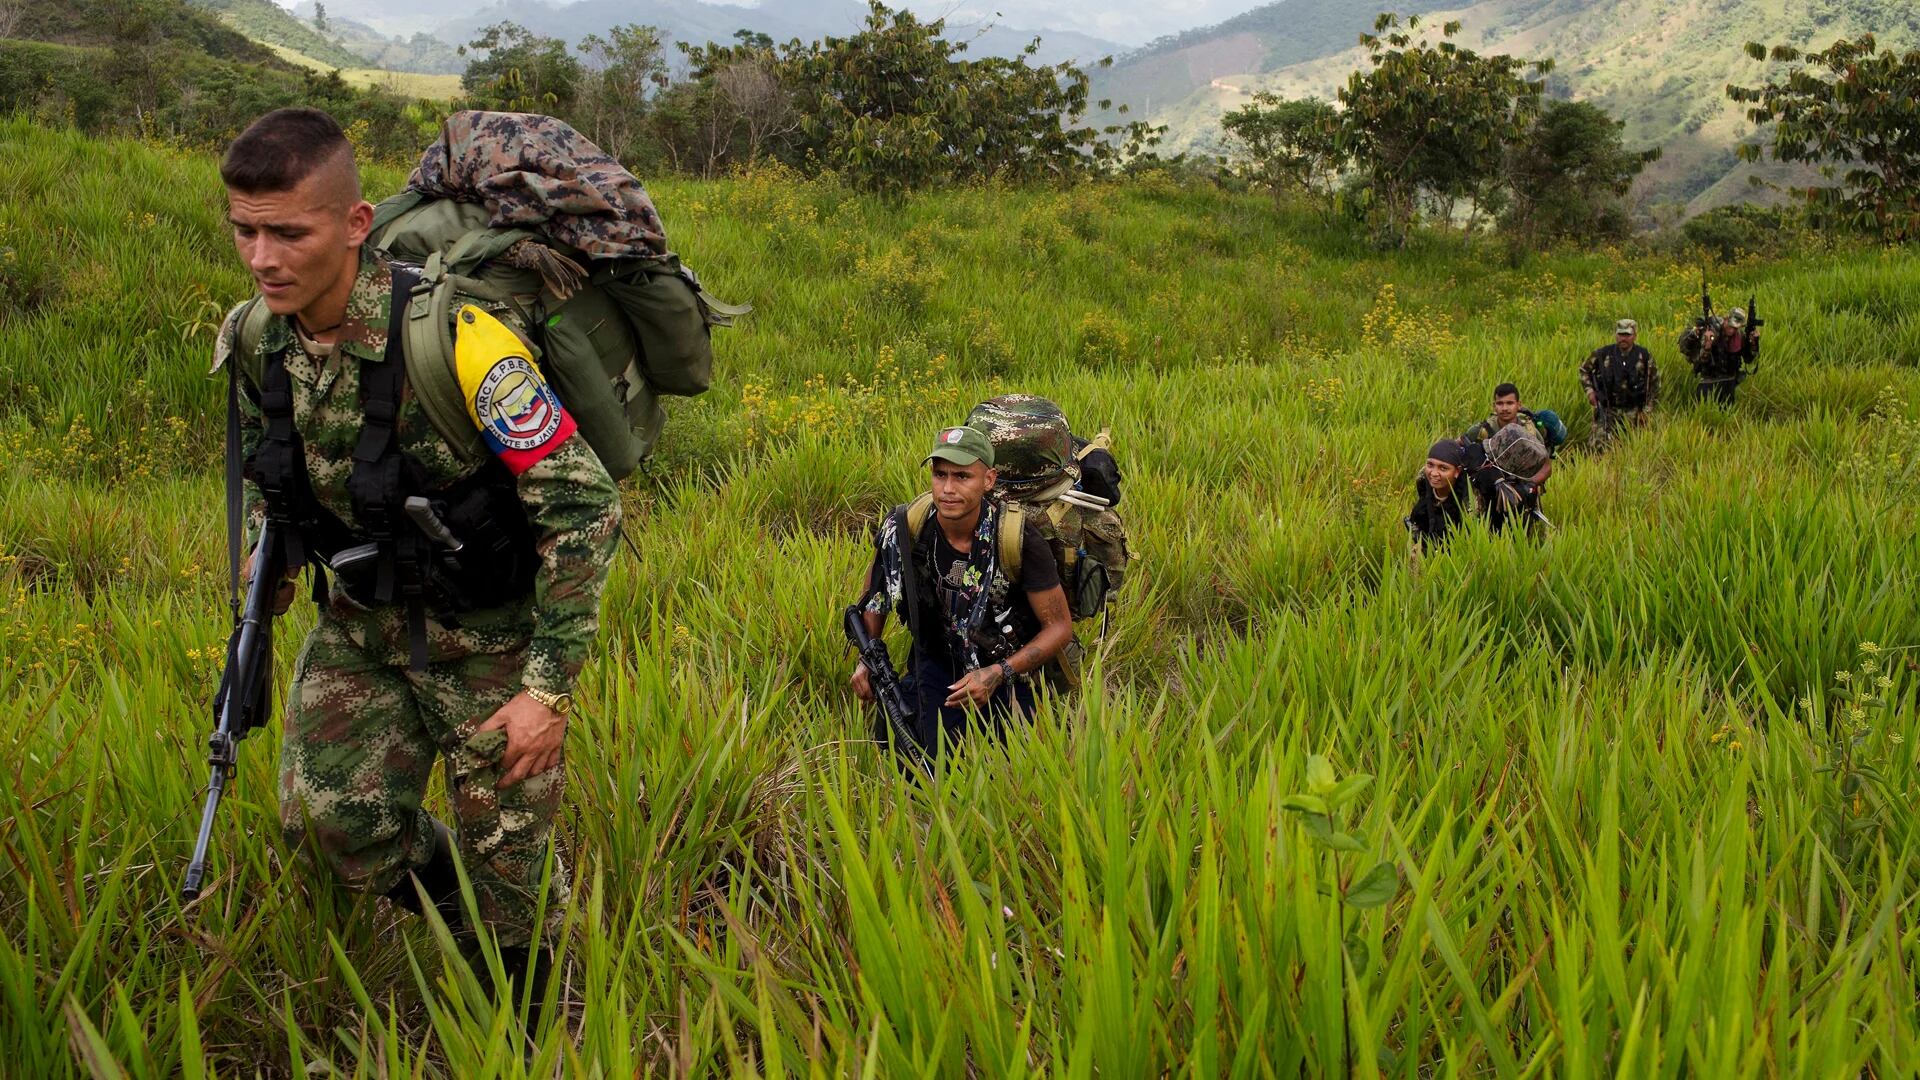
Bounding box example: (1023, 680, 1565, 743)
(232, 194, 745, 481)
(366, 191, 746, 479)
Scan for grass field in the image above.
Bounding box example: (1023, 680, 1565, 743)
(257, 41, 466, 99)
(3, 116, 1919, 1075)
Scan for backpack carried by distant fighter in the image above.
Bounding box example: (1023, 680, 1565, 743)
(1529, 408, 1568, 454)
(1482, 419, 1551, 481)
(904, 394, 1132, 687)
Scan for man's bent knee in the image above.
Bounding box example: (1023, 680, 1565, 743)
(280, 793, 427, 894)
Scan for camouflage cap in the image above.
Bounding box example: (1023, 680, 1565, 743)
(924, 425, 994, 468)
(1615, 318, 1638, 334)
(967, 394, 1078, 497)
(1725, 307, 1746, 327)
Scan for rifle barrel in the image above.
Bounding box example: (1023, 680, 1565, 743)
(843, 604, 930, 772)
(180, 520, 281, 901)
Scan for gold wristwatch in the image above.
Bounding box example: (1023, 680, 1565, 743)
(525, 686, 574, 716)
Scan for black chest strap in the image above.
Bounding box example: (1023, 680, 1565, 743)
(252, 330, 337, 604)
(343, 265, 434, 669)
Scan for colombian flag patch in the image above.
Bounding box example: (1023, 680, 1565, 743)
(454, 305, 576, 475)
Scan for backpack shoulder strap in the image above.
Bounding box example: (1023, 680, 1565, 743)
(1044, 498, 1080, 576)
(1075, 429, 1112, 461)
(232, 297, 273, 388)
(401, 255, 489, 465)
(905, 492, 936, 541)
(998, 502, 1025, 578)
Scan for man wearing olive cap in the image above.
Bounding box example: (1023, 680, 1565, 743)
(852, 425, 1074, 757)
(1578, 318, 1659, 450)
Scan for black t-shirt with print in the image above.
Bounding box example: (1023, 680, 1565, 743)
(910, 519, 1059, 667)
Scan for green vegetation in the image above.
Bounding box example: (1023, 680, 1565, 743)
(455, 3, 1163, 190)
(1100, 0, 1920, 214)
(258, 41, 463, 99)
(187, 0, 368, 71)
(0, 0, 434, 160)
(1338, 15, 1552, 245)
(1222, 19, 1658, 250)
(1730, 33, 1920, 240)
(5, 119, 1920, 1074)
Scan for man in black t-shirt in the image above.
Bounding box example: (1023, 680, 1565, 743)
(853, 425, 1074, 756)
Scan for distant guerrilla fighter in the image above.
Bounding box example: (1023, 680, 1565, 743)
(1680, 273, 1763, 405)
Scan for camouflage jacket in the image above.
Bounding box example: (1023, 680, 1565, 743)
(213, 248, 621, 696)
(1579, 343, 1659, 408)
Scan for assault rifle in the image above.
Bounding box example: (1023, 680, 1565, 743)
(843, 604, 929, 773)
(181, 520, 284, 900)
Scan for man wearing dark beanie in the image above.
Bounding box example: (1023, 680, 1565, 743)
(1405, 438, 1470, 551)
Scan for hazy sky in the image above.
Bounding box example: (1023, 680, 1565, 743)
(273, 0, 1261, 49)
(906, 0, 1255, 45)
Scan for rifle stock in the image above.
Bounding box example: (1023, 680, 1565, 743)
(181, 519, 283, 901)
(843, 605, 930, 772)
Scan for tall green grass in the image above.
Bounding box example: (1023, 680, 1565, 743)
(3, 116, 1919, 1075)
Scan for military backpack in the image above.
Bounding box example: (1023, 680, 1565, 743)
(1482, 419, 1551, 480)
(233, 162, 746, 483)
(1529, 408, 1568, 453)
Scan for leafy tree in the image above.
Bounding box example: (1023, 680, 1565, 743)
(93, 0, 174, 128)
(1219, 93, 1345, 221)
(312, 1, 326, 35)
(460, 22, 581, 116)
(1727, 34, 1920, 240)
(1337, 13, 1550, 246)
(667, 2, 1161, 193)
(1501, 99, 1658, 250)
(652, 33, 794, 177)
(575, 24, 668, 162)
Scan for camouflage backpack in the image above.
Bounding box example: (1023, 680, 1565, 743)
(1482, 419, 1550, 480)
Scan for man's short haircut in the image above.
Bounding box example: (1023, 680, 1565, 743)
(220, 108, 356, 195)
(1493, 382, 1520, 400)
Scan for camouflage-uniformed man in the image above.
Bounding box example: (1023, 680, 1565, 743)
(1579, 318, 1659, 449)
(214, 108, 620, 1001)
(1679, 305, 1761, 405)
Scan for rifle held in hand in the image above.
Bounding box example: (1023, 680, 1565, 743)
(843, 604, 929, 772)
(181, 519, 284, 901)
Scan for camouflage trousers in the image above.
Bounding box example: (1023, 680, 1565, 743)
(280, 613, 569, 947)
(1591, 403, 1651, 450)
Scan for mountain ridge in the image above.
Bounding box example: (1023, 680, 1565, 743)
(1093, 0, 1920, 213)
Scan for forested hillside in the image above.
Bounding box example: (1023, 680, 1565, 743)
(1094, 0, 1920, 212)
(187, 0, 369, 69)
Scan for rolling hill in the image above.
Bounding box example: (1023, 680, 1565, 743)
(188, 0, 370, 69)
(316, 0, 1127, 69)
(1094, 0, 1920, 213)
